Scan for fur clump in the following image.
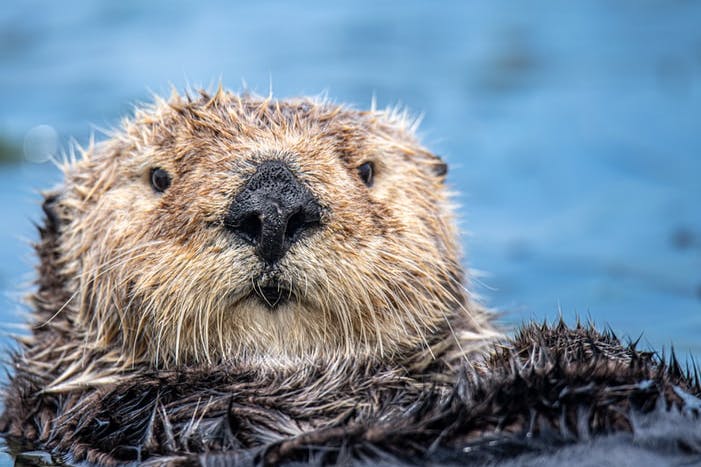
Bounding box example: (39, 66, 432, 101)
(3, 321, 700, 465)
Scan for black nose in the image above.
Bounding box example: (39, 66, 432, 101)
(224, 160, 322, 264)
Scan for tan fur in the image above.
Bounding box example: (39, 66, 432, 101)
(36, 88, 497, 376)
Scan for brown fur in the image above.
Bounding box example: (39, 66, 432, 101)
(36, 88, 494, 370)
(1, 88, 499, 462)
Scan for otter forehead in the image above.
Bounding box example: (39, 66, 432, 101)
(124, 93, 407, 160)
(54, 89, 466, 367)
(119, 91, 446, 176)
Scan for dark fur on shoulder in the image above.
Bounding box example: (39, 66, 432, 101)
(3, 320, 700, 465)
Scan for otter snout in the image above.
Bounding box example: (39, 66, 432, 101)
(224, 160, 322, 264)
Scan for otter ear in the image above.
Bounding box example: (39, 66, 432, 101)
(421, 153, 448, 181)
(431, 156, 448, 179)
(416, 152, 448, 181)
(40, 190, 63, 235)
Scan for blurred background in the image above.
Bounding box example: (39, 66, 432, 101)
(1, 1, 700, 360)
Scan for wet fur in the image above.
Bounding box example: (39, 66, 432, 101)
(22, 89, 492, 369)
(2, 89, 496, 463)
(4, 320, 701, 465)
(2, 89, 699, 465)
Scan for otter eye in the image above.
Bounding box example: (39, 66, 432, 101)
(150, 168, 171, 193)
(357, 162, 374, 187)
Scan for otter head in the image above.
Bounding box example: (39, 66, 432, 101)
(44, 89, 474, 367)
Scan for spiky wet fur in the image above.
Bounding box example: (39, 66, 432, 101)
(1, 89, 499, 462)
(3, 320, 701, 465)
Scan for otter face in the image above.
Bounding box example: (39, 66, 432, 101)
(49, 90, 466, 367)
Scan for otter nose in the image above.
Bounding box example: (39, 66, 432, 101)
(224, 160, 322, 264)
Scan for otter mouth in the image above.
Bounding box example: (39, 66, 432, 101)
(253, 283, 292, 310)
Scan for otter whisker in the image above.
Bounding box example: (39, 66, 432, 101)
(37, 287, 81, 328)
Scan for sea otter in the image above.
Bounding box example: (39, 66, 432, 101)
(2, 88, 699, 466)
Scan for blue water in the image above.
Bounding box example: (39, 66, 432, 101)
(1, 1, 700, 371)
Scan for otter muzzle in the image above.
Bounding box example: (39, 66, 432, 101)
(224, 160, 322, 264)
